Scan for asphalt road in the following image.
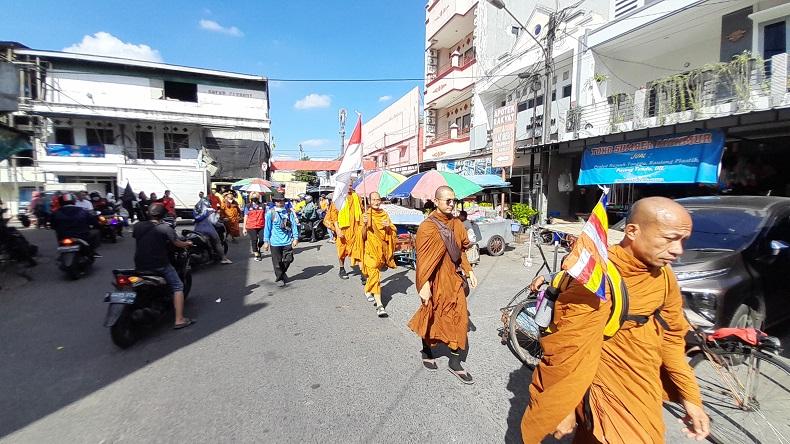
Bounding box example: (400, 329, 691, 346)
(1, 225, 787, 443)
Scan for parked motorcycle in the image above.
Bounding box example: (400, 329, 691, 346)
(181, 222, 228, 266)
(56, 237, 94, 279)
(103, 246, 192, 349)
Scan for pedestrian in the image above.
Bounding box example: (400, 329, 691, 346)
(209, 186, 222, 212)
(161, 190, 176, 217)
(332, 185, 364, 280)
(137, 191, 150, 221)
(362, 192, 397, 317)
(301, 195, 319, 242)
(221, 191, 242, 243)
(193, 199, 233, 265)
(520, 197, 709, 443)
(121, 184, 136, 222)
(408, 185, 478, 384)
(323, 193, 336, 243)
(262, 192, 299, 287)
(458, 211, 479, 266)
(29, 191, 46, 228)
(243, 192, 266, 261)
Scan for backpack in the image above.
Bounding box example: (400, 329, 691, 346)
(547, 262, 669, 339)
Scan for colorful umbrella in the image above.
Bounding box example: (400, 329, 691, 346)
(353, 170, 407, 197)
(232, 178, 272, 189)
(238, 183, 272, 193)
(388, 170, 483, 200)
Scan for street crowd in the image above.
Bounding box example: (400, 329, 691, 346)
(21, 180, 713, 443)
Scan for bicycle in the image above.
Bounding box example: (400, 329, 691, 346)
(500, 284, 790, 443)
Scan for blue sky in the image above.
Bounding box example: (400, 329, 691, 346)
(0, 0, 425, 160)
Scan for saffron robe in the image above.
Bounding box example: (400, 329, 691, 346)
(363, 208, 397, 295)
(335, 192, 363, 265)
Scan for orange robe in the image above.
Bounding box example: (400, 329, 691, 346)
(335, 193, 364, 265)
(221, 202, 242, 237)
(408, 211, 472, 350)
(324, 203, 338, 234)
(363, 208, 397, 295)
(521, 245, 702, 443)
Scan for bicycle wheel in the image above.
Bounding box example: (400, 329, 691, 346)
(690, 349, 790, 444)
(508, 299, 543, 367)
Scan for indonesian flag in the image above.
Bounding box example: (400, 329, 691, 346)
(563, 186, 610, 300)
(331, 115, 363, 210)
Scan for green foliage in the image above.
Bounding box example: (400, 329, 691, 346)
(511, 203, 538, 226)
(293, 170, 318, 185)
(593, 73, 608, 83)
(478, 202, 494, 208)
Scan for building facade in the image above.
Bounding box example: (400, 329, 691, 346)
(0, 44, 270, 213)
(363, 87, 422, 175)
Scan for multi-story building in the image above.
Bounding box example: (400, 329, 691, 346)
(363, 87, 422, 175)
(0, 43, 270, 214)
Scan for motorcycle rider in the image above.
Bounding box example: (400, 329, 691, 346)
(300, 195, 320, 242)
(133, 203, 195, 329)
(193, 199, 232, 264)
(75, 191, 94, 211)
(51, 193, 101, 257)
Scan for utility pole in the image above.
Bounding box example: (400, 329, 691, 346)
(298, 143, 305, 160)
(539, 12, 556, 221)
(338, 108, 347, 157)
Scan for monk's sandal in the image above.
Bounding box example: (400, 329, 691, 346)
(376, 306, 388, 318)
(448, 368, 474, 385)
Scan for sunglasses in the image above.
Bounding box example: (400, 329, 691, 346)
(439, 198, 457, 206)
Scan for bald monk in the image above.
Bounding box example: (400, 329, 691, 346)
(362, 192, 397, 317)
(333, 184, 364, 280)
(408, 186, 479, 384)
(521, 196, 709, 443)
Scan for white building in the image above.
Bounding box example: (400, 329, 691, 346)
(363, 87, 422, 175)
(0, 44, 270, 213)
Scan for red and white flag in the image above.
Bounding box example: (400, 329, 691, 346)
(331, 115, 363, 210)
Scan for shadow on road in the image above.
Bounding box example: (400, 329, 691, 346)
(0, 226, 268, 438)
(505, 364, 533, 443)
(289, 265, 332, 281)
(380, 268, 414, 308)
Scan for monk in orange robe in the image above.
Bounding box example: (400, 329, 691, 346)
(408, 186, 478, 384)
(333, 185, 364, 280)
(362, 192, 397, 317)
(521, 197, 709, 443)
(323, 198, 338, 244)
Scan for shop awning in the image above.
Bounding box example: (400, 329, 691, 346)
(467, 174, 511, 188)
(578, 130, 724, 185)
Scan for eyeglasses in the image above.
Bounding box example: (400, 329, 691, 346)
(440, 199, 457, 206)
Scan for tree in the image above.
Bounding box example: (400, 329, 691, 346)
(294, 170, 318, 185)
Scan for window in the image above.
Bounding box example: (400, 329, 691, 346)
(527, 98, 535, 109)
(136, 131, 154, 160)
(163, 81, 198, 102)
(517, 101, 528, 112)
(563, 71, 570, 81)
(86, 128, 114, 145)
(54, 128, 74, 145)
(764, 21, 786, 76)
(563, 85, 572, 98)
(536, 95, 544, 106)
(455, 114, 471, 133)
(164, 133, 189, 159)
(551, 91, 556, 101)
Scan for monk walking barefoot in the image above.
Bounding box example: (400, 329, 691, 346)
(408, 186, 478, 384)
(521, 196, 710, 443)
(362, 192, 397, 317)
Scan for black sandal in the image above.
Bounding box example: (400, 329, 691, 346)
(422, 358, 438, 371)
(174, 318, 196, 330)
(448, 368, 474, 385)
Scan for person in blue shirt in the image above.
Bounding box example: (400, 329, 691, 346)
(263, 193, 299, 287)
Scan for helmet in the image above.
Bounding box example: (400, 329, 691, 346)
(304, 195, 313, 202)
(148, 202, 167, 219)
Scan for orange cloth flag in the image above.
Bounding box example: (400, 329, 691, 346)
(363, 208, 397, 295)
(521, 245, 702, 443)
(335, 192, 363, 265)
(407, 211, 473, 350)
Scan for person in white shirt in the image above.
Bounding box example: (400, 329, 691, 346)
(75, 191, 94, 212)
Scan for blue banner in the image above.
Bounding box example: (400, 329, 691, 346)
(578, 130, 724, 185)
(46, 144, 105, 158)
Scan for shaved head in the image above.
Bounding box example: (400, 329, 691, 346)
(435, 185, 454, 200)
(369, 191, 382, 209)
(622, 197, 692, 268)
(369, 192, 381, 200)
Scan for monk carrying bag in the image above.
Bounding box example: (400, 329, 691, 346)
(428, 216, 470, 297)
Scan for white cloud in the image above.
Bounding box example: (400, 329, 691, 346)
(294, 93, 331, 110)
(63, 32, 162, 62)
(300, 138, 329, 148)
(272, 154, 296, 160)
(378, 95, 392, 102)
(199, 19, 243, 37)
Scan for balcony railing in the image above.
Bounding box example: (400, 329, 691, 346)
(569, 52, 790, 138)
(426, 50, 476, 84)
(426, 126, 471, 147)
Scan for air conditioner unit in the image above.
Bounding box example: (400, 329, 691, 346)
(206, 164, 219, 176)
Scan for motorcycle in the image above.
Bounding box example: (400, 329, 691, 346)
(16, 208, 31, 228)
(56, 237, 94, 279)
(103, 245, 192, 349)
(97, 211, 124, 243)
(181, 222, 228, 267)
(0, 207, 38, 268)
(298, 215, 326, 242)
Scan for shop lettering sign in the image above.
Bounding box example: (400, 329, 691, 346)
(491, 104, 517, 168)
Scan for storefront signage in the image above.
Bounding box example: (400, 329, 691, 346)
(578, 130, 724, 185)
(439, 157, 502, 176)
(491, 104, 517, 168)
(45, 144, 105, 158)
